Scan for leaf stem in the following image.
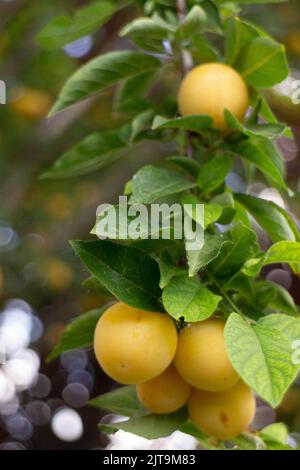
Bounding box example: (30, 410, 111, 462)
(206, 270, 247, 319)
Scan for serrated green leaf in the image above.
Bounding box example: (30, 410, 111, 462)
(181, 194, 222, 229)
(71, 240, 162, 311)
(225, 17, 259, 65)
(36, 1, 129, 50)
(197, 154, 232, 194)
(254, 281, 299, 316)
(162, 275, 221, 322)
(130, 165, 195, 204)
(179, 5, 207, 39)
(159, 251, 187, 288)
(200, 0, 223, 34)
(225, 109, 287, 139)
(234, 193, 300, 243)
(47, 306, 107, 361)
(186, 232, 224, 277)
(260, 423, 288, 444)
(152, 115, 213, 133)
(259, 315, 300, 351)
(50, 50, 160, 115)
(167, 155, 201, 176)
(120, 16, 172, 52)
(89, 386, 145, 416)
(210, 222, 259, 279)
(236, 37, 288, 88)
(41, 126, 129, 179)
(114, 71, 156, 113)
(236, 136, 288, 192)
(130, 109, 155, 142)
(242, 241, 300, 276)
(100, 407, 188, 439)
(260, 423, 291, 450)
(211, 191, 236, 225)
(225, 313, 297, 407)
(82, 276, 114, 298)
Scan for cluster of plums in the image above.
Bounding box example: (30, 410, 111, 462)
(94, 303, 256, 439)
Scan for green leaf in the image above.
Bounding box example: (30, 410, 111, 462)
(120, 16, 172, 53)
(179, 5, 207, 39)
(186, 232, 224, 277)
(260, 423, 290, 450)
(130, 165, 195, 204)
(167, 155, 201, 176)
(181, 194, 222, 229)
(211, 191, 236, 225)
(71, 240, 162, 311)
(233, 433, 266, 451)
(41, 126, 129, 179)
(162, 275, 221, 322)
(36, 1, 129, 50)
(225, 109, 287, 139)
(260, 423, 288, 444)
(236, 136, 288, 192)
(100, 407, 188, 439)
(203, 204, 223, 228)
(130, 109, 155, 142)
(47, 307, 107, 361)
(159, 251, 187, 288)
(234, 193, 300, 243)
(82, 276, 114, 298)
(152, 115, 213, 133)
(259, 315, 300, 351)
(254, 281, 299, 316)
(200, 0, 222, 34)
(114, 71, 156, 113)
(225, 313, 297, 407)
(50, 50, 160, 115)
(197, 154, 232, 194)
(189, 34, 219, 63)
(236, 37, 288, 88)
(210, 222, 259, 279)
(254, 95, 293, 138)
(225, 17, 259, 65)
(89, 386, 145, 416)
(242, 241, 300, 276)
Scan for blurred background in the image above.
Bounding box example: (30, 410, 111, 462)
(1, 0, 300, 450)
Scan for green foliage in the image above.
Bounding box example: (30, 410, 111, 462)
(130, 165, 196, 203)
(47, 306, 107, 361)
(49, 50, 160, 115)
(71, 240, 162, 311)
(225, 313, 298, 407)
(243, 241, 300, 276)
(37, 1, 130, 50)
(89, 386, 146, 416)
(234, 193, 300, 243)
(100, 407, 188, 439)
(42, 0, 300, 447)
(162, 275, 221, 321)
(42, 125, 131, 178)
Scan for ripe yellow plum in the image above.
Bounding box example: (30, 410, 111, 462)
(10, 87, 52, 120)
(178, 63, 249, 130)
(136, 364, 191, 414)
(188, 381, 256, 439)
(94, 302, 178, 384)
(174, 318, 239, 392)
